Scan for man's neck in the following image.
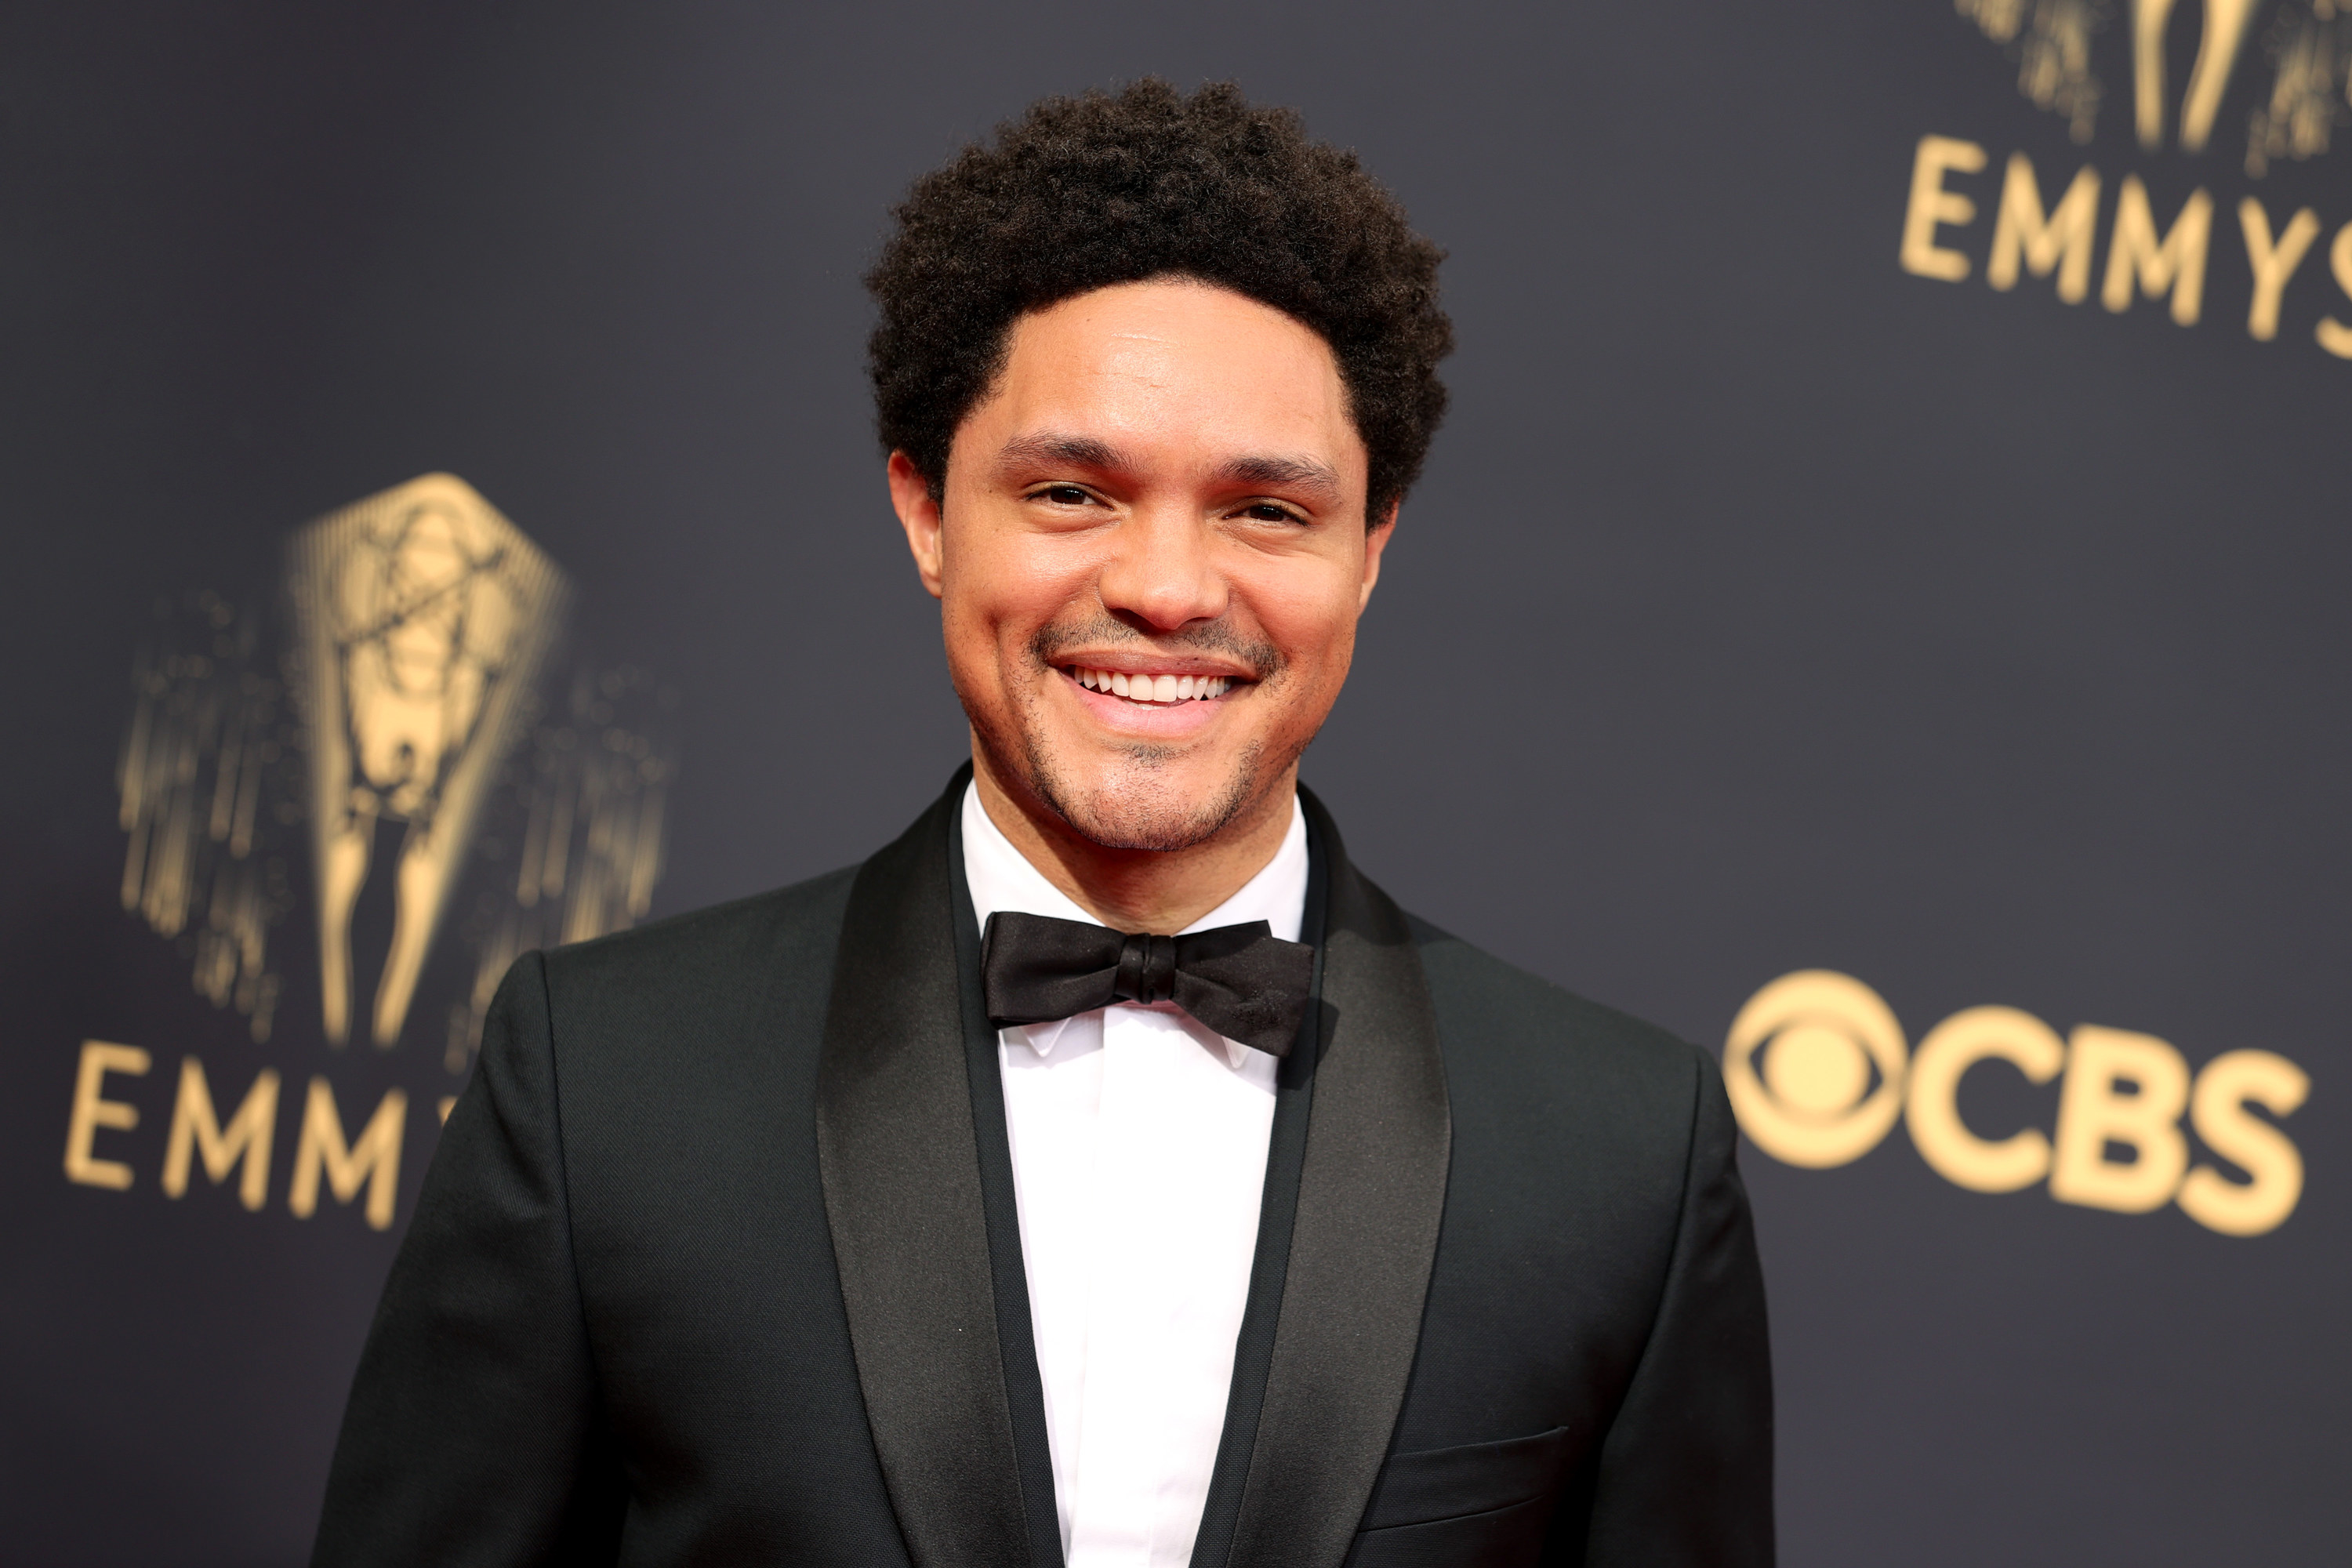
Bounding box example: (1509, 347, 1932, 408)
(969, 747, 1298, 935)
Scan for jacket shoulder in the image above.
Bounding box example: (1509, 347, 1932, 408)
(526, 867, 861, 1065)
(1403, 911, 1711, 1120)
(541, 866, 858, 992)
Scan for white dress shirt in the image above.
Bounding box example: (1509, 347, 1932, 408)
(960, 782, 1309, 1568)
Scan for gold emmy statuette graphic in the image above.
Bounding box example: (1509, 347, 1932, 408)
(117, 592, 293, 1041)
(1958, 0, 2110, 142)
(441, 661, 676, 1072)
(2128, 0, 2263, 151)
(290, 474, 569, 1048)
(87, 479, 673, 1231)
(1960, 0, 2350, 172)
(1722, 971, 1910, 1169)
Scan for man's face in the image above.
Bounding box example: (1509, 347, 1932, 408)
(892, 278, 1392, 852)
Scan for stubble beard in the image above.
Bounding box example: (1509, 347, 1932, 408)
(968, 612, 1304, 854)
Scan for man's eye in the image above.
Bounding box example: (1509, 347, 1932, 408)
(1040, 485, 1092, 505)
(1242, 503, 1301, 524)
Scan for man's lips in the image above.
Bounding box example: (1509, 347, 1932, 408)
(1057, 662, 1245, 706)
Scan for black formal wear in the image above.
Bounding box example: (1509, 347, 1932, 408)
(312, 771, 1773, 1567)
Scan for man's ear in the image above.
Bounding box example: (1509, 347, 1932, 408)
(888, 450, 946, 600)
(1358, 499, 1399, 611)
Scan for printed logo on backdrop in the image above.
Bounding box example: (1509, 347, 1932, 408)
(1902, 0, 2352, 355)
(64, 474, 678, 1229)
(1726, 971, 2310, 1236)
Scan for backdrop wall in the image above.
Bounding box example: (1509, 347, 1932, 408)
(3, 2, 2343, 1563)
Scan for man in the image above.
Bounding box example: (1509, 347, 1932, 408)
(313, 80, 1771, 1568)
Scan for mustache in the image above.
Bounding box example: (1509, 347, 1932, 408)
(1028, 612, 1283, 681)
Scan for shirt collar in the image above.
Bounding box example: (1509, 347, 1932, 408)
(960, 779, 1311, 1065)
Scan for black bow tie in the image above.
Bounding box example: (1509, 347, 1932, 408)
(980, 910, 1316, 1058)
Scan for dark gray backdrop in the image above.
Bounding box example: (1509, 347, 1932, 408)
(3, 2, 2343, 1564)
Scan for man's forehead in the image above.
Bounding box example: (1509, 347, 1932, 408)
(1003, 282, 1345, 396)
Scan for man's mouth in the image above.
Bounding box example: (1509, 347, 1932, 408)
(1062, 666, 1237, 705)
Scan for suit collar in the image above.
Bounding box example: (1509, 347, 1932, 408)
(818, 773, 1450, 1568)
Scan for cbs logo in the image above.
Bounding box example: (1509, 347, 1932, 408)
(1724, 971, 2310, 1236)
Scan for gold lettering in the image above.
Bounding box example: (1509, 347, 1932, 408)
(2049, 1025, 2190, 1212)
(2101, 177, 2214, 325)
(162, 1058, 280, 1211)
(1904, 1006, 2067, 1193)
(2176, 1050, 2309, 1236)
(2238, 199, 2323, 343)
(1987, 154, 2100, 303)
(1900, 136, 1988, 282)
(289, 1077, 408, 1231)
(64, 1040, 151, 1190)
(2318, 223, 2352, 360)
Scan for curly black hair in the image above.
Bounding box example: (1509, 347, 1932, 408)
(866, 79, 1452, 521)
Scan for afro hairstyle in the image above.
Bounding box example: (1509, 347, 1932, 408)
(865, 79, 1452, 521)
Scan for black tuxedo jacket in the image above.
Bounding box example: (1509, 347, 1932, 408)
(314, 775, 1771, 1567)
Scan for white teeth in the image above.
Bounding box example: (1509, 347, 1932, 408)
(1074, 668, 1236, 702)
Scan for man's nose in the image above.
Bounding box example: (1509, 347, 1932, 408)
(1094, 503, 1229, 632)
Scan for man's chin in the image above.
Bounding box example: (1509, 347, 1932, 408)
(1022, 744, 1270, 855)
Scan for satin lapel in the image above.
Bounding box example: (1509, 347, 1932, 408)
(817, 771, 1033, 1568)
(1185, 811, 1329, 1568)
(1219, 789, 1453, 1568)
(949, 796, 1069, 1568)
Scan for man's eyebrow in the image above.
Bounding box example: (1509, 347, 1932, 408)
(996, 432, 1127, 472)
(1212, 453, 1342, 499)
(996, 434, 1344, 502)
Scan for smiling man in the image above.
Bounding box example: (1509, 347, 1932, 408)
(898, 277, 1377, 924)
(314, 82, 1772, 1568)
